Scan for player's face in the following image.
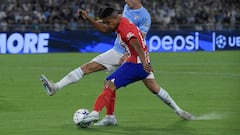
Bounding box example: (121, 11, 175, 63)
(125, 0, 140, 9)
(103, 16, 119, 31)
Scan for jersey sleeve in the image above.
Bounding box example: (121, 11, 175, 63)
(126, 32, 137, 42)
(121, 27, 137, 44)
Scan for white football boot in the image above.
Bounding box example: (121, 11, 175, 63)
(40, 75, 57, 96)
(177, 110, 195, 120)
(94, 116, 117, 126)
(82, 111, 99, 123)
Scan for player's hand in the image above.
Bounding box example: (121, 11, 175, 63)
(143, 63, 153, 73)
(77, 9, 88, 20)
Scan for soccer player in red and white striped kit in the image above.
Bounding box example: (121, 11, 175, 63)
(78, 7, 194, 125)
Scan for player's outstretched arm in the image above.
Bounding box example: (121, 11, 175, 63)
(129, 38, 152, 73)
(77, 9, 112, 33)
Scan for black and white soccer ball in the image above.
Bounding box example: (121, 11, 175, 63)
(73, 109, 91, 128)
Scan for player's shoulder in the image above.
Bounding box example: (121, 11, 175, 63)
(121, 17, 135, 27)
(140, 6, 150, 13)
(118, 18, 138, 34)
(139, 6, 151, 17)
(118, 17, 132, 29)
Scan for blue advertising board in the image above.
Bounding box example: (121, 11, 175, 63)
(0, 30, 239, 54)
(147, 31, 213, 52)
(213, 31, 240, 50)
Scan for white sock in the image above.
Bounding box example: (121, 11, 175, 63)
(55, 67, 84, 90)
(157, 88, 182, 113)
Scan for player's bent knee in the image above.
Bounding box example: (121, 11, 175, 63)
(104, 80, 116, 91)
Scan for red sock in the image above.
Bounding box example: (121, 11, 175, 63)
(93, 87, 113, 112)
(106, 91, 116, 115)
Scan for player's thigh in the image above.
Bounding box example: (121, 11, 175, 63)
(107, 62, 149, 89)
(92, 49, 123, 72)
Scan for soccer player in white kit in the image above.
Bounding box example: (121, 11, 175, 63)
(40, 0, 151, 125)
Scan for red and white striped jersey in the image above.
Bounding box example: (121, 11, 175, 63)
(116, 17, 150, 64)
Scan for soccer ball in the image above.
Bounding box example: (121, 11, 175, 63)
(73, 109, 91, 128)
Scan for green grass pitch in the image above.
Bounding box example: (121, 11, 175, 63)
(0, 51, 239, 135)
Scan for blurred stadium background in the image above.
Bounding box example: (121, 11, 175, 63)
(0, 0, 239, 31)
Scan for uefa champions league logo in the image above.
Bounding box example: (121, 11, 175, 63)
(215, 35, 227, 48)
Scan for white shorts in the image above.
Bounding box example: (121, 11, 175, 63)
(92, 49, 124, 72)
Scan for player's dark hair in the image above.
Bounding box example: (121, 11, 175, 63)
(99, 7, 116, 18)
